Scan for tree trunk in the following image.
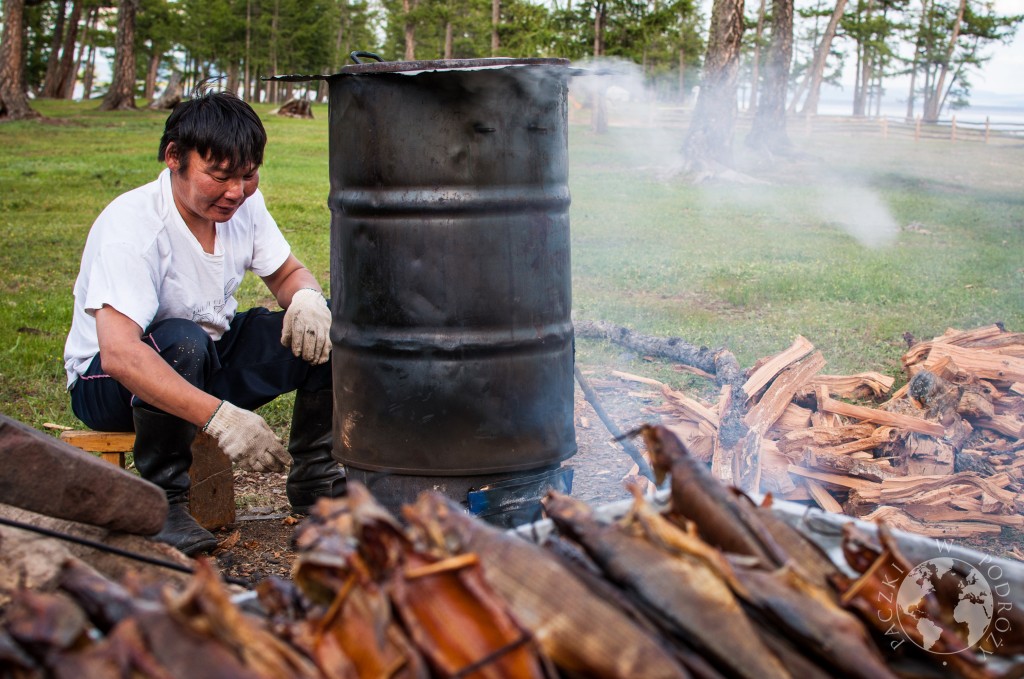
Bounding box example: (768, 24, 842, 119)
(857, 31, 873, 115)
(41, 0, 68, 98)
(678, 44, 686, 102)
(64, 3, 92, 100)
(591, 1, 607, 134)
(243, 0, 251, 101)
(747, 0, 766, 112)
(82, 40, 96, 99)
(403, 0, 418, 60)
(905, 0, 930, 121)
(799, 0, 848, 116)
(148, 70, 182, 110)
(99, 0, 139, 111)
(923, 0, 966, 122)
(491, 0, 500, 55)
(746, 0, 793, 152)
(270, 0, 280, 103)
(53, 0, 82, 99)
(444, 20, 453, 58)
(0, 0, 41, 120)
(681, 0, 745, 170)
(851, 0, 874, 116)
(144, 43, 160, 100)
(225, 60, 239, 97)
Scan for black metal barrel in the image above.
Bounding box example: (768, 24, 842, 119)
(325, 57, 576, 518)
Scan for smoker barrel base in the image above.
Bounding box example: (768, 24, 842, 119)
(346, 464, 573, 528)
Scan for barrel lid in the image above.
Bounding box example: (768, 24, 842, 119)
(268, 57, 571, 82)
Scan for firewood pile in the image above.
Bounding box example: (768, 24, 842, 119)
(2, 425, 1020, 678)
(636, 324, 1024, 540)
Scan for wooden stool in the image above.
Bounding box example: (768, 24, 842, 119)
(59, 429, 236, 530)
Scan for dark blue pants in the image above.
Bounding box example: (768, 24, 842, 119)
(70, 307, 332, 432)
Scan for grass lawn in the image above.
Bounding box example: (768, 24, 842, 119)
(2, 98, 1022, 434)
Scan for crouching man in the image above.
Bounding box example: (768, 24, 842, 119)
(63, 87, 346, 556)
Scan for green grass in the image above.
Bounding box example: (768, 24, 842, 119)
(2, 98, 1022, 434)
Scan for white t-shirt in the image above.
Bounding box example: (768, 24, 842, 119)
(63, 168, 291, 389)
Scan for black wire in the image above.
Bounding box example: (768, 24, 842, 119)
(573, 365, 657, 482)
(450, 632, 535, 678)
(0, 515, 252, 588)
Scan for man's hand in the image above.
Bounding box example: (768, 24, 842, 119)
(281, 288, 331, 365)
(203, 401, 291, 473)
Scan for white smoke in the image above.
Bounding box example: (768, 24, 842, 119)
(815, 180, 901, 249)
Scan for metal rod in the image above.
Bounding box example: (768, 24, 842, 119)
(0, 515, 251, 588)
(574, 365, 656, 482)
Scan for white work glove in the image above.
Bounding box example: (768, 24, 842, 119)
(203, 401, 290, 473)
(281, 288, 332, 365)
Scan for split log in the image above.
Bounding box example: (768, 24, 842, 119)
(786, 465, 882, 492)
(819, 395, 945, 437)
(742, 335, 815, 400)
(917, 343, 1024, 384)
(777, 423, 878, 456)
(662, 422, 715, 463)
(759, 441, 797, 495)
(797, 449, 900, 482)
(902, 433, 956, 476)
(860, 506, 1003, 538)
(778, 425, 896, 459)
(901, 504, 1024, 528)
(0, 415, 166, 535)
(767, 402, 813, 433)
(744, 351, 826, 435)
(803, 478, 844, 513)
(901, 324, 1020, 366)
(799, 372, 895, 401)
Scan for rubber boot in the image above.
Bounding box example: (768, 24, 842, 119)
(286, 389, 346, 513)
(133, 407, 219, 556)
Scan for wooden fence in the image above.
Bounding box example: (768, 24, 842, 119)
(796, 114, 1024, 144)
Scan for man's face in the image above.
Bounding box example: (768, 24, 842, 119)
(166, 146, 260, 228)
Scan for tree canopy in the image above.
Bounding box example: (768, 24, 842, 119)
(1, 0, 1020, 128)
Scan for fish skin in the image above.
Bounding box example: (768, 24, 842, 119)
(543, 491, 791, 679)
(165, 559, 323, 679)
(838, 523, 997, 679)
(328, 484, 550, 679)
(405, 492, 691, 679)
(641, 425, 778, 564)
(732, 565, 897, 679)
(748, 499, 842, 595)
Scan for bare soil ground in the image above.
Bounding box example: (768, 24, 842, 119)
(212, 371, 652, 585)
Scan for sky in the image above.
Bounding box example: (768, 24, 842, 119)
(974, 0, 1024, 98)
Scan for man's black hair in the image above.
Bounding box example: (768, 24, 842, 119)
(158, 79, 267, 173)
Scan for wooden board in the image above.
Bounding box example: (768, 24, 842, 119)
(59, 430, 136, 453)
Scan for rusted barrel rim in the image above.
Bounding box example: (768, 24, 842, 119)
(268, 57, 571, 82)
